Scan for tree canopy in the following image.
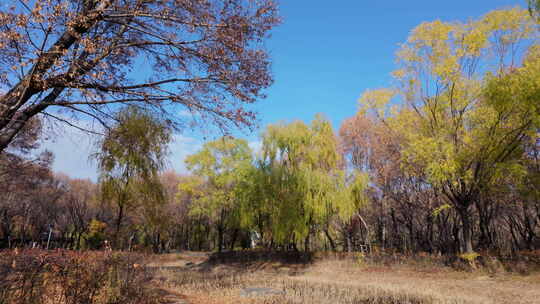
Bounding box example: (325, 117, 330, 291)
(0, 0, 280, 152)
(358, 8, 540, 253)
(96, 106, 171, 247)
(236, 116, 368, 250)
(181, 136, 252, 251)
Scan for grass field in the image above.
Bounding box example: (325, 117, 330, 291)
(149, 252, 540, 304)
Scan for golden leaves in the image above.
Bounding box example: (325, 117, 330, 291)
(458, 25, 488, 57)
(358, 88, 397, 118)
(354, 7, 540, 198)
(391, 69, 406, 79)
(395, 7, 537, 86)
(482, 7, 535, 35)
(408, 20, 455, 46)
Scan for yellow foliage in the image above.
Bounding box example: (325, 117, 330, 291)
(88, 219, 106, 234)
(355, 7, 540, 207)
(459, 252, 480, 262)
(358, 88, 397, 117)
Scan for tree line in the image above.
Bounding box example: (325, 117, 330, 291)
(0, 4, 539, 255)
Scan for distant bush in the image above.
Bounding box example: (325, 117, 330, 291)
(82, 219, 108, 250)
(0, 249, 157, 304)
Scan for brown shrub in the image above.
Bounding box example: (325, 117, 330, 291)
(0, 249, 158, 304)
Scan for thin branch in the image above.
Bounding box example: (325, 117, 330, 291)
(41, 111, 104, 136)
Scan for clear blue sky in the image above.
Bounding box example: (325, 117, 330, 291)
(45, 0, 526, 180)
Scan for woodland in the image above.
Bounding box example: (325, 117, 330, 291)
(2, 1, 540, 304)
(1, 0, 540, 260)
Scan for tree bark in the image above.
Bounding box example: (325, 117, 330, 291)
(230, 228, 238, 251)
(114, 203, 124, 249)
(324, 229, 336, 251)
(217, 225, 224, 252)
(458, 205, 474, 253)
(304, 232, 310, 252)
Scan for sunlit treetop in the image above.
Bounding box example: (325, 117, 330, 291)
(359, 7, 539, 194)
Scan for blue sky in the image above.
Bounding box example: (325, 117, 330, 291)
(44, 0, 526, 180)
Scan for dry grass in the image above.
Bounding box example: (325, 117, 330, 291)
(150, 252, 540, 304)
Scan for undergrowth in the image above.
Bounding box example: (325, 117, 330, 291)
(0, 249, 158, 304)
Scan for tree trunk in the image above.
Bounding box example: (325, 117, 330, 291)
(324, 229, 336, 251)
(343, 228, 352, 252)
(391, 208, 398, 250)
(76, 232, 82, 250)
(458, 206, 474, 253)
(475, 199, 494, 250)
(304, 232, 310, 252)
(380, 198, 386, 250)
(452, 217, 461, 254)
(217, 225, 224, 252)
(426, 214, 434, 253)
(230, 228, 238, 251)
(114, 203, 125, 249)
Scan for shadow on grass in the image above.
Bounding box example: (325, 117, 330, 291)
(208, 250, 314, 265)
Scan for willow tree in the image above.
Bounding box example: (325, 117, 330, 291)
(248, 116, 368, 251)
(95, 106, 170, 248)
(183, 136, 252, 252)
(359, 8, 539, 253)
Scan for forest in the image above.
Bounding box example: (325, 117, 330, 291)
(0, 1, 540, 304)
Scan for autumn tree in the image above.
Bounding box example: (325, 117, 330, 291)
(177, 174, 213, 250)
(0, 111, 57, 248)
(56, 175, 96, 249)
(241, 116, 368, 251)
(95, 106, 170, 248)
(340, 115, 451, 253)
(0, 0, 280, 152)
(182, 136, 252, 252)
(358, 8, 539, 253)
(340, 115, 398, 250)
(143, 170, 184, 252)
